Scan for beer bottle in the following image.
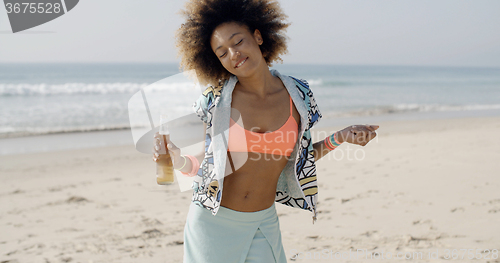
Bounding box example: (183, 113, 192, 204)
(156, 115, 175, 185)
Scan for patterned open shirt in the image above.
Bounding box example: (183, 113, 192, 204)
(191, 69, 322, 224)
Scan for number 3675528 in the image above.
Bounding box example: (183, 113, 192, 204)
(5, 3, 62, 14)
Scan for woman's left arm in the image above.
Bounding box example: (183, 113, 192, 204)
(313, 124, 379, 162)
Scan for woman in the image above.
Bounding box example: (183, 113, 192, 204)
(153, 0, 379, 262)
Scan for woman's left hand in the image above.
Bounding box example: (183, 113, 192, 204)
(336, 125, 379, 146)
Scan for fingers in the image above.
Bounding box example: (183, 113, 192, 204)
(153, 132, 161, 142)
(364, 125, 378, 146)
(152, 146, 160, 161)
(155, 134, 179, 150)
(352, 124, 379, 132)
(365, 129, 377, 146)
(152, 149, 159, 162)
(152, 133, 183, 163)
(154, 134, 180, 155)
(349, 124, 378, 146)
(158, 136, 167, 155)
(153, 133, 166, 157)
(354, 130, 369, 145)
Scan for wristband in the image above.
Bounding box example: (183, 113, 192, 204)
(329, 132, 342, 147)
(180, 155, 199, 177)
(324, 137, 336, 151)
(174, 155, 187, 171)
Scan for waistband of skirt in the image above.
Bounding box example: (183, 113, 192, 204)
(191, 202, 277, 222)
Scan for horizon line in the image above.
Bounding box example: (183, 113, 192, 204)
(0, 62, 499, 70)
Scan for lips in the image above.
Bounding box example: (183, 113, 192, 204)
(235, 57, 248, 68)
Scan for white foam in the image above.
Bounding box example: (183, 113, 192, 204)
(0, 82, 196, 96)
(393, 103, 500, 112)
(307, 79, 323, 86)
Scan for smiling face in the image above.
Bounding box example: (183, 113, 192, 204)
(210, 22, 265, 78)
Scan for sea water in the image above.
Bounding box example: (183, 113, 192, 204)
(1, 63, 499, 154)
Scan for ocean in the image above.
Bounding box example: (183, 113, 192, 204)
(1, 63, 499, 154)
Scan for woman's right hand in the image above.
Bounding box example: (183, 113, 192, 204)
(153, 132, 182, 165)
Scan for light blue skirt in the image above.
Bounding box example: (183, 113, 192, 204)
(183, 201, 287, 263)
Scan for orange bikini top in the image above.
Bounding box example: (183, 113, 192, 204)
(228, 95, 298, 157)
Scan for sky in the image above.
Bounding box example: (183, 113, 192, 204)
(0, 0, 499, 68)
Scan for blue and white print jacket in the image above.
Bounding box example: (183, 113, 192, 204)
(190, 69, 322, 224)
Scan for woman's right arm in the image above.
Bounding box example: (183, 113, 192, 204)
(152, 122, 207, 174)
(156, 87, 213, 172)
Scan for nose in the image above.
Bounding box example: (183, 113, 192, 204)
(229, 48, 240, 60)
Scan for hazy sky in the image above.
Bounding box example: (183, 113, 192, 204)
(0, 0, 499, 67)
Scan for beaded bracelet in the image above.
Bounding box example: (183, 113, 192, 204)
(180, 155, 199, 177)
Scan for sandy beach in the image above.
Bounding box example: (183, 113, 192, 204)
(1, 116, 499, 263)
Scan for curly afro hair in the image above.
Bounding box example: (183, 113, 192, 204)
(175, 0, 290, 87)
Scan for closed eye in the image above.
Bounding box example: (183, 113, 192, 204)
(218, 39, 242, 58)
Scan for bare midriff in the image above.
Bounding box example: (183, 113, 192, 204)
(220, 152, 291, 212)
(219, 79, 300, 212)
